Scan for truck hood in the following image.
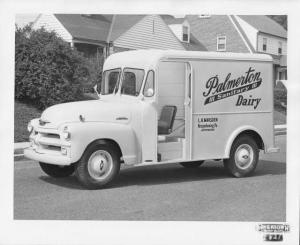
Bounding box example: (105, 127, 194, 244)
(40, 100, 132, 128)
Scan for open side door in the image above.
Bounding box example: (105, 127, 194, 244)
(155, 60, 191, 162)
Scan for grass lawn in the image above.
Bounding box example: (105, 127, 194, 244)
(14, 100, 42, 142)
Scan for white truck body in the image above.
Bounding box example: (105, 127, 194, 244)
(24, 50, 278, 188)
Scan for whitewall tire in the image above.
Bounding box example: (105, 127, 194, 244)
(223, 136, 259, 177)
(75, 143, 121, 189)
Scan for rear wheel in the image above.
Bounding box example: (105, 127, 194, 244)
(180, 161, 204, 168)
(39, 162, 75, 178)
(75, 143, 121, 189)
(223, 135, 259, 177)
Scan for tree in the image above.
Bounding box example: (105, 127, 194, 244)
(15, 25, 95, 109)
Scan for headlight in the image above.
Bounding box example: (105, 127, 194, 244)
(27, 122, 33, 133)
(62, 126, 71, 140)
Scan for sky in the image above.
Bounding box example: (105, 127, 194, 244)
(15, 14, 39, 27)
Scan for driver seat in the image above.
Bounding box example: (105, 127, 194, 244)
(158, 105, 177, 135)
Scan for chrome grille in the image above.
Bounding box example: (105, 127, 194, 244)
(40, 132, 60, 139)
(32, 127, 62, 154)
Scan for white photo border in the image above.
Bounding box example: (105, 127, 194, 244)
(0, 0, 299, 244)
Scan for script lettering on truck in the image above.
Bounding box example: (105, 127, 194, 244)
(203, 67, 262, 108)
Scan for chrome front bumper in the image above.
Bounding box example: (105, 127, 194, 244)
(24, 147, 72, 166)
(25, 122, 72, 166)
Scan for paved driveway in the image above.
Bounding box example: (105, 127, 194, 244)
(14, 135, 286, 221)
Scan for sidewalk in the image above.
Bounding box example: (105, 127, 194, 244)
(14, 142, 30, 161)
(14, 125, 287, 161)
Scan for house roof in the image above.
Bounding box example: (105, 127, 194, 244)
(182, 33, 207, 51)
(238, 15, 287, 38)
(230, 15, 256, 53)
(54, 14, 111, 43)
(162, 16, 186, 25)
(53, 14, 206, 51)
(186, 15, 251, 53)
(54, 14, 146, 44)
(109, 15, 145, 41)
(161, 15, 206, 51)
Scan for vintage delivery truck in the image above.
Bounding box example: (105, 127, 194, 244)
(24, 50, 279, 189)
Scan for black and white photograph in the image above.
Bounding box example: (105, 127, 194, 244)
(0, 0, 299, 245)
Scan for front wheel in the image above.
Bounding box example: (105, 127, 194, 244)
(75, 143, 121, 189)
(223, 136, 259, 177)
(39, 162, 76, 178)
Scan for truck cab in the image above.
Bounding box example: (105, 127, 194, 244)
(24, 50, 278, 189)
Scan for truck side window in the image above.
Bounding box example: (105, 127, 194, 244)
(122, 72, 136, 95)
(143, 71, 155, 97)
(108, 72, 119, 93)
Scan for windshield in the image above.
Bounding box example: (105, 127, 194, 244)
(120, 68, 145, 96)
(101, 68, 121, 95)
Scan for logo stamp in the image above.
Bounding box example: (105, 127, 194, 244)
(256, 223, 290, 242)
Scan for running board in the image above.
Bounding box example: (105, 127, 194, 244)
(135, 158, 185, 167)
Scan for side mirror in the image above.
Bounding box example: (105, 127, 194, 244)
(145, 88, 154, 97)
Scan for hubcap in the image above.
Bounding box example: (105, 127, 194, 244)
(87, 150, 113, 180)
(234, 144, 254, 170)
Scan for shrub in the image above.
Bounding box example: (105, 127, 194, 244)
(15, 25, 94, 109)
(82, 56, 103, 93)
(274, 83, 287, 114)
(14, 100, 42, 142)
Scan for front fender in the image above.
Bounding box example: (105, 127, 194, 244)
(69, 122, 140, 164)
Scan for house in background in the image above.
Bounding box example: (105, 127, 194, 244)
(162, 15, 207, 51)
(32, 14, 114, 59)
(181, 15, 287, 83)
(31, 14, 206, 59)
(234, 15, 287, 82)
(186, 15, 252, 53)
(26, 14, 287, 83)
